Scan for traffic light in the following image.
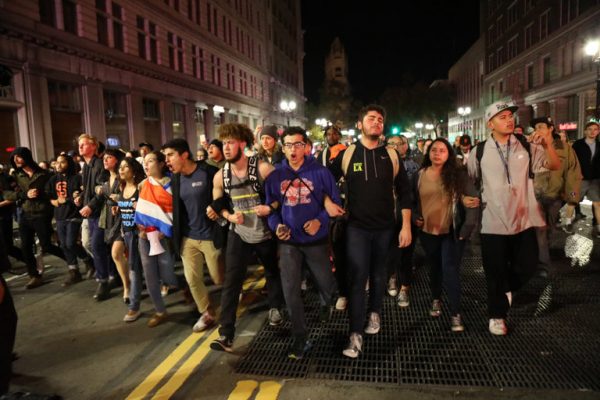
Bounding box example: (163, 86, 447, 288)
(391, 126, 400, 135)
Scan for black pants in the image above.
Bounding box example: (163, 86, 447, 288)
(480, 228, 538, 318)
(0, 216, 23, 263)
(19, 214, 65, 277)
(386, 223, 418, 287)
(0, 275, 18, 395)
(218, 230, 284, 340)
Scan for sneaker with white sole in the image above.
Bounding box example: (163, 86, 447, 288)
(342, 333, 363, 358)
(397, 287, 409, 308)
(364, 312, 381, 335)
(123, 309, 141, 322)
(335, 296, 347, 310)
(387, 276, 398, 297)
(192, 313, 215, 332)
(430, 299, 441, 317)
(210, 335, 233, 352)
(268, 308, 283, 326)
(489, 318, 507, 335)
(451, 314, 464, 332)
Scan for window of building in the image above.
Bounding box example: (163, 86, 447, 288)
(508, 35, 518, 59)
(143, 98, 161, 146)
(226, 63, 235, 90)
(213, 7, 218, 37)
(489, 84, 495, 103)
(540, 9, 550, 40)
(48, 81, 81, 111)
(62, 0, 78, 34)
(497, 47, 504, 67)
(137, 17, 158, 63)
(96, 0, 124, 51)
(143, 98, 160, 119)
(526, 64, 534, 89)
(488, 25, 495, 46)
(335, 67, 342, 77)
(167, 32, 184, 72)
(104, 91, 129, 149)
(488, 53, 495, 73)
(499, 79, 504, 94)
(206, 3, 212, 32)
(507, 1, 518, 25)
(496, 15, 504, 38)
(543, 56, 551, 83)
(48, 80, 83, 154)
(191, 45, 205, 80)
(560, 0, 579, 26)
(210, 55, 221, 86)
(39, 0, 56, 26)
(524, 22, 534, 48)
(172, 103, 185, 138)
(524, 0, 536, 13)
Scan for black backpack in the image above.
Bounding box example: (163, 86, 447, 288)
(474, 134, 534, 191)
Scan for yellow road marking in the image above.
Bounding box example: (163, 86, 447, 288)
(227, 380, 259, 400)
(255, 381, 283, 400)
(125, 333, 204, 400)
(151, 329, 221, 400)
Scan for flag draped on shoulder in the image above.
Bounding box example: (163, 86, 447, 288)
(134, 177, 174, 238)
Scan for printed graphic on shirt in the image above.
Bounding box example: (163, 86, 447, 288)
(118, 198, 136, 229)
(353, 163, 363, 172)
(231, 192, 261, 214)
(55, 181, 68, 198)
(280, 178, 314, 206)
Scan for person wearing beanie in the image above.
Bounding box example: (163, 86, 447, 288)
(207, 139, 226, 169)
(257, 125, 284, 165)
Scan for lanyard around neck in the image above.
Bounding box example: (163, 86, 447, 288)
(492, 135, 511, 185)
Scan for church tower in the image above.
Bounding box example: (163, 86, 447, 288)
(324, 37, 349, 95)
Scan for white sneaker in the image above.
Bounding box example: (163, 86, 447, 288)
(342, 333, 363, 358)
(268, 308, 283, 326)
(335, 296, 347, 310)
(192, 313, 215, 333)
(397, 287, 409, 308)
(489, 318, 507, 336)
(364, 312, 381, 335)
(387, 276, 398, 297)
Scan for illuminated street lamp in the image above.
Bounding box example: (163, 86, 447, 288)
(457, 106, 472, 134)
(415, 122, 423, 137)
(279, 100, 297, 126)
(315, 118, 330, 128)
(584, 40, 600, 119)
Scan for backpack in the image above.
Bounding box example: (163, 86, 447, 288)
(341, 144, 400, 178)
(474, 134, 534, 191)
(222, 155, 263, 196)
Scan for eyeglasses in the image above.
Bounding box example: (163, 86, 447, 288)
(283, 142, 306, 150)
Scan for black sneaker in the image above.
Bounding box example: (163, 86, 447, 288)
(210, 335, 233, 352)
(93, 282, 110, 301)
(288, 338, 312, 360)
(319, 305, 332, 323)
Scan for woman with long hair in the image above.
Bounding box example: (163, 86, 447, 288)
(97, 149, 128, 301)
(134, 151, 181, 327)
(413, 138, 478, 332)
(116, 157, 146, 322)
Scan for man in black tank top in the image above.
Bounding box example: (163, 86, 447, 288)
(206, 123, 285, 353)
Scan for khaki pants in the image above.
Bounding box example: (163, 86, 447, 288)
(180, 237, 224, 314)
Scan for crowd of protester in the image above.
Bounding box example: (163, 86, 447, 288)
(1, 101, 600, 393)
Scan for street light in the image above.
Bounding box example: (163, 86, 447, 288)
(584, 40, 600, 119)
(415, 122, 423, 137)
(280, 100, 297, 126)
(315, 118, 330, 128)
(457, 106, 472, 135)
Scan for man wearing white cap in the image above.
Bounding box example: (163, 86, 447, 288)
(467, 100, 560, 336)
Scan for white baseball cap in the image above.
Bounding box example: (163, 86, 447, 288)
(485, 100, 519, 121)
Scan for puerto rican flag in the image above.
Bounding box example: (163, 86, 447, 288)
(134, 177, 173, 238)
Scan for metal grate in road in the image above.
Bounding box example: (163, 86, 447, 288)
(235, 256, 600, 390)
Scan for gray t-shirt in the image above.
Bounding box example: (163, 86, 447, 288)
(229, 171, 271, 244)
(180, 165, 212, 240)
(586, 140, 596, 159)
(468, 134, 548, 235)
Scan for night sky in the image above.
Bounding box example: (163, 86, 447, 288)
(301, 0, 481, 104)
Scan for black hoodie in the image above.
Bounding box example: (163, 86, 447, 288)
(4, 147, 52, 217)
(46, 156, 83, 221)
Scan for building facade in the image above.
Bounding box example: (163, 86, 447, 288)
(448, 38, 486, 141)
(449, 0, 599, 142)
(0, 0, 304, 164)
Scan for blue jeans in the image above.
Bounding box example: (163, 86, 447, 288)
(346, 225, 394, 334)
(419, 231, 465, 316)
(279, 242, 335, 339)
(56, 219, 91, 267)
(123, 230, 142, 311)
(88, 217, 110, 281)
(138, 236, 179, 314)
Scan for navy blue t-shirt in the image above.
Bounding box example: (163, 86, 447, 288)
(180, 164, 213, 240)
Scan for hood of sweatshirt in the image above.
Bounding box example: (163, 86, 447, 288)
(10, 147, 42, 172)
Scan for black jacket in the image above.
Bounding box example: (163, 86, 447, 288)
(572, 138, 600, 180)
(81, 156, 106, 218)
(171, 161, 219, 256)
(331, 141, 412, 230)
